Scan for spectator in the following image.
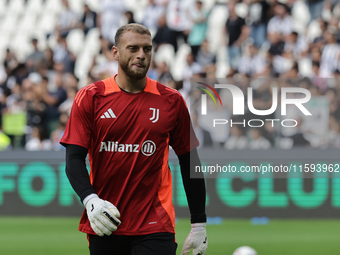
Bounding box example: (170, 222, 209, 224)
(58, 86, 77, 116)
(307, 0, 324, 21)
(166, 0, 195, 52)
(125, 11, 136, 24)
(56, 0, 78, 37)
(79, 4, 97, 36)
(249, 128, 271, 149)
(43, 48, 55, 71)
(3, 49, 18, 75)
(99, 0, 126, 44)
(51, 121, 66, 150)
(91, 45, 118, 80)
(224, 1, 250, 71)
(38, 74, 67, 135)
(147, 60, 159, 81)
(181, 52, 202, 93)
(224, 124, 248, 150)
(26, 38, 45, 73)
(157, 61, 173, 85)
(25, 125, 52, 151)
(196, 40, 217, 77)
(188, 0, 209, 57)
(280, 61, 300, 79)
(22, 73, 47, 132)
(238, 44, 267, 78)
(192, 111, 213, 148)
(53, 35, 76, 74)
(284, 31, 308, 59)
(319, 29, 340, 77)
(267, 3, 292, 44)
(288, 118, 311, 147)
(310, 46, 322, 62)
(142, 0, 165, 31)
(152, 15, 177, 52)
(248, 0, 270, 47)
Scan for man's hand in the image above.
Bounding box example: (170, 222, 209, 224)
(85, 196, 121, 236)
(181, 223, 208, 255)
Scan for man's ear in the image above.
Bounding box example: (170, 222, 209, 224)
(112, 46, 119, 61)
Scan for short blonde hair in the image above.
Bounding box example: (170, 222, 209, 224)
(115, 23, 151, 47)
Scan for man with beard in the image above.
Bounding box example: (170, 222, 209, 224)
(60, 23, 207, 255)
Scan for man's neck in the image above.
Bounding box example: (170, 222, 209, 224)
(115, 73, 147, 93)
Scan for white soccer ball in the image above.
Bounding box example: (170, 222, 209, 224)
(232, 246, 257, 255)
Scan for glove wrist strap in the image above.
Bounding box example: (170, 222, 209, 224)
(83, 193, 99, 207)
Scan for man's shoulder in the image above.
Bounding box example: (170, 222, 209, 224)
(150, 78, 183, 99)
(78, 80, 107, 96)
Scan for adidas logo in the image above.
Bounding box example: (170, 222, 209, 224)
(101, 108, 116, 119)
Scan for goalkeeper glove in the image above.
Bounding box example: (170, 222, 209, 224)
(181, 223, 208, 255)
(84, 194, 121, 236)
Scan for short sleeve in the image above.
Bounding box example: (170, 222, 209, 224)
(169, 95, 199, 156)
(60, 87, 93, 149)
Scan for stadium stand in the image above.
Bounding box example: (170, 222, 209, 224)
(0, 0, 339, 151)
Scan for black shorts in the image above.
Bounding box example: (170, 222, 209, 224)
(88, 232, 177, 255)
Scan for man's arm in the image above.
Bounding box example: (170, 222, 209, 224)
(65, 144, 96, 201)
(178, 148, 208, 255)
(65, 144, 121, 236)
(178, 148, 206, 223)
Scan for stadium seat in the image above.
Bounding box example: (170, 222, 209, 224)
(37, 13, 57, 34)
(30, 31, 48, 52)
(17, 13, 37, 34)
(292, 1, 310, 34)
(292, 0, 310, 25)
(45, 0, 63, 15)
(8, 0, 25, 15)
(26, 0, 45, 15)
(215, 48, 229, 78)
(69, 0, 85, 15)
(202, 0, 217, 10)
(0, 13, 19, 35)
(10, 32, 32, 62)
(0, 33, 10, 52)
(306, 19, 322, 43)
(235, 2, 248, 19)
(207, 4, 228, 53)
(171, 43, 191, 81)
(75, 52, 93, 82)
(66, 29, 85, 56)
(0, 0, 7, 17)
(154, 44, 175, 69)
(83, 28, 101, 57)
(298, 58, 313, 77)
(85, 0, 100, 13)
(47, 33, 58, 50)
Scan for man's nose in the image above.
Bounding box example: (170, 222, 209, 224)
(136, 48, 145, 60)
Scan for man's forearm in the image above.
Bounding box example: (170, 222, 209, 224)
(65, 144, 96, 202)
(178, 148, 206, 223)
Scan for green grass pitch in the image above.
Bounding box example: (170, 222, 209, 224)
(0, 217, 339, 254)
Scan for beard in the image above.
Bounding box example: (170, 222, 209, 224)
(119, 58, 149, 80)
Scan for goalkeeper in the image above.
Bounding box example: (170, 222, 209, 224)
(60, 23, 207, 255)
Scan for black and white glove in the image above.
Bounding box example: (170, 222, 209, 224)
(84, 194, 121, 236)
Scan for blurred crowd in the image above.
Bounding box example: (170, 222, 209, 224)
(0, 0, 340, 151)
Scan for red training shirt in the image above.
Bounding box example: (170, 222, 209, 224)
(60, 75, 199, 235)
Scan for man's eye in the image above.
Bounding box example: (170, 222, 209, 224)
(130, 47, 138, 51)
(144, 48, 152, 52)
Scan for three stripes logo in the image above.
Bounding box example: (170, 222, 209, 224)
(101, 108, 116, 119)
(197, 82, 223, 115)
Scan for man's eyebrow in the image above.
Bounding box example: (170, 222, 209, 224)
(126, 44, 152, 48)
